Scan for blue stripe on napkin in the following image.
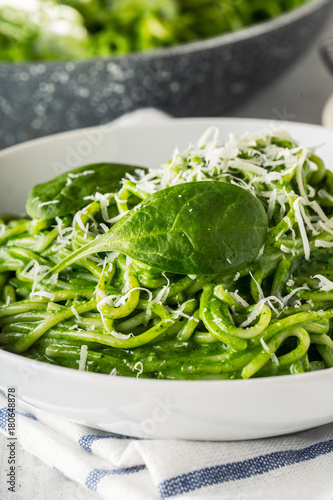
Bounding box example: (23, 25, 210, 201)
(17, 411, 38, 421)
(85, 465, 146, 492)
(0, 407, 8, 430)
(159, 438, 333, 498)
(0, 406, 37, 431)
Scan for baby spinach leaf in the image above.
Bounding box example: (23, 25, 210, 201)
(51, 181, 268, 276)
(26, 163, 148, 220)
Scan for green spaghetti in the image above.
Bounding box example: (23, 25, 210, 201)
(1, 126, 333, 380)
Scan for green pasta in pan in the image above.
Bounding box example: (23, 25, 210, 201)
(0, 0, 309, 61)
(1, 126, 333, 380)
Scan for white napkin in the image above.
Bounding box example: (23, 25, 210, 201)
(1, 389, 333, 500)
(1, 109, 333, 499)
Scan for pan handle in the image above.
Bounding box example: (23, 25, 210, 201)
(320, 38, 333, 74)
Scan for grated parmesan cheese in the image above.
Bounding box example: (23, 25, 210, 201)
(311, 274, 333, 291)
(38, 200, 59, 208)
(293, 198, 310, 260)
(260, 337, 271, 354)
(78, 345, 88, 371)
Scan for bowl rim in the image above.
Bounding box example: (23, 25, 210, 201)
(1, 0, 331, 67)
(1, 115, 332, 157)
(1, 116, 333, 390)
(1, 347, 333, 389)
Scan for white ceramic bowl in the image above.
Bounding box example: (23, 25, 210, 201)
(1, 118, 333, 441)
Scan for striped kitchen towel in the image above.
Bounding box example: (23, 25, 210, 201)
(1, 388, 333, 500)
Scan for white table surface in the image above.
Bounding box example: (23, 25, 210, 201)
(0, 441, 97, 500)
(1, 10, 333, 500)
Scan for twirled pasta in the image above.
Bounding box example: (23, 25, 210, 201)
(1, 127, 333, 379)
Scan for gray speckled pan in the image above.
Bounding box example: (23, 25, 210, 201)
(0, 0, 332, 150)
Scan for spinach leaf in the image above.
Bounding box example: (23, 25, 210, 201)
(26, 163, 148, 219)
(51, 181, 268, 276)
